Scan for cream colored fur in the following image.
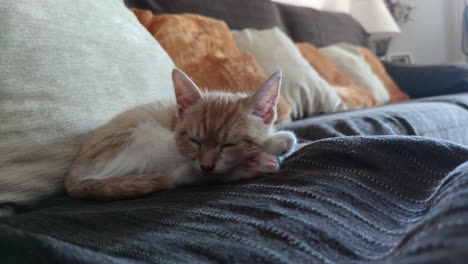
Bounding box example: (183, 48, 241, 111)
(65, 70, 297, 200)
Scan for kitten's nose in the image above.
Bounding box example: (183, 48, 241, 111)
(200, 165, 215, 173)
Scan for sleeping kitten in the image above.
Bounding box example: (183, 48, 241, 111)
(65, 69, 296, 200)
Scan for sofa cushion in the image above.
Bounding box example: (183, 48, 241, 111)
(320, 44, 390, 105)
(281, 93, 468, 146)
(336, 43, 409, 102)
(384, 62, 468, 98)
(0, 0, 175, 205)
(358, 47, 410, 102)
(232, 28, 346, 120)
(296, 42, 376, 109)
(277, 3, 370, 47)
(124, 0, 287, 32)
(131, 10, 241, 67)
(1, 136, 468, 263)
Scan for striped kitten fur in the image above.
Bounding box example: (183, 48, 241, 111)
(65, 69, 296, 200)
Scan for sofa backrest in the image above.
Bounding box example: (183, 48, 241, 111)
(124, 0, 370, 48)
(124, 0, 287, 32)
(276, 3, 370, 48)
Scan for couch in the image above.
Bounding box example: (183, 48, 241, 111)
(1, 0, 468, 263)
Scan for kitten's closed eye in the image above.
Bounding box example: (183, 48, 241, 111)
(220, 143, 237, 150)
(189, 138, 201, 147)
(189, 137, 237, 150)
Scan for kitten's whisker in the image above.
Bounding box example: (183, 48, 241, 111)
(224, 152, 258, 166)
(232, 120, 248, 129)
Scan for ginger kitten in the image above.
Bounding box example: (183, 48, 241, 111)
(65, 69, 296, 200)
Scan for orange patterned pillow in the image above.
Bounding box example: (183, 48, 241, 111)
(132, 9, 241, 67)
(296, 43, 376, 109)
(358, 47, 410, 102)
(182, 53, 291, 124)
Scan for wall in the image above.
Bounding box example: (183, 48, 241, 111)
(388, 0, 466, 64)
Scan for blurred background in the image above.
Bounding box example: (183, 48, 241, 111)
(274, 0, 467, 64)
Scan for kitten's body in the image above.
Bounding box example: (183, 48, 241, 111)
(66, 70, 296, 200)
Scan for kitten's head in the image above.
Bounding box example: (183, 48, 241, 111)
(172, 69, 282, 176)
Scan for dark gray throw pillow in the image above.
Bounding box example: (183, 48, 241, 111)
(276, 3, 370, 48)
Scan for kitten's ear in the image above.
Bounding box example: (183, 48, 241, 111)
(249, 71, 282, 124)
(172, 69, 202, 116)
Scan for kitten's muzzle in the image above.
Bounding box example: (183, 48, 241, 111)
(200, 165, 215, 173)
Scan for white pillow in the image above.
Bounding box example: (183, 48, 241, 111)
(0, 0, 175, 206)
(232, 28, 346, 120)
(320, 44, 390, 105)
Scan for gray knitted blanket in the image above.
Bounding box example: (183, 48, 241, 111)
(1, 136, 468, 263)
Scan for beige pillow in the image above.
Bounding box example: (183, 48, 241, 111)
(0, 0, 175, 206)
(320, 44, 390, 105)
(358, 47, 410, 102)
(336, 43, 409, 102)
(232, 28, 346, 120)
(296, 42, 377, 109)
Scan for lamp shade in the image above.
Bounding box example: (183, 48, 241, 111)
(350, 0, 401, 39)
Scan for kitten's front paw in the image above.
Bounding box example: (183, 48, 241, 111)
(265, 131, 297, 157)
(244, 152, 279, 177)
(224, 152, 279, 182)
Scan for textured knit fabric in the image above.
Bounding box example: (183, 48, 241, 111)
(0, 136, 467, 263)
(0, 0, 175, 205)
(281, 93, 468, 146)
